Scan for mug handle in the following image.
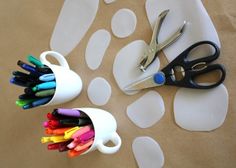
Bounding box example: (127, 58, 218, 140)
(40, 51, 70, 70)
(97, 132, 122, 154)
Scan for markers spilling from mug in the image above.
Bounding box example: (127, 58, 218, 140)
(10, 55, 56, 109)
(41, 108, 94, 158)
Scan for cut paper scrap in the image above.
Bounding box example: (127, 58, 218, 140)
(87, 77, 112, 106)
(50, 0, 99, 56)
(145, 0, 220, 62)
(127, 91, 165, 128)
(132, 137, 164, 168)
(113, 40, 160, 95)
(85, 29, 111, 70)
(104, 0, 116, 4)
(111, 8, 137, 38)
(174, 84, 228, 131)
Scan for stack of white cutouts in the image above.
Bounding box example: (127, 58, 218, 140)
(113, 40, 160, 95)
(111, 8, 137, 38)
(50, 0, 99, 56)
(85, 29, 111, 70)
(127, 91, 165, 128)
(145, 0, 220, 62)
(132, 137, 165, 168)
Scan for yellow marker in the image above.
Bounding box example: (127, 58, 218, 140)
(41, 136, 68, 143)
(64, 126, 80, 139)
(41, 137, 51, 143)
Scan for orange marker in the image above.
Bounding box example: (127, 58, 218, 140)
(74, 139, 94, 152)
(45, 127, 73, 135)
(68, 148, 88, 158)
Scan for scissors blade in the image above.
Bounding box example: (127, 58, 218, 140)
(158, 21, 186, 51)
(124, 74, 162, 91)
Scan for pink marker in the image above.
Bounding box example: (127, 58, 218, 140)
(72, 125, 92, 140)
(67, 140, 80, 149)
(43, 121, 49, 128)
(78, 130, 95, 143)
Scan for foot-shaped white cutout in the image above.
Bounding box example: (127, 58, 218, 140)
(50, 0, 99, 56)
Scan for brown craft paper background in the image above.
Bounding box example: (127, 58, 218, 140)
(1, 0, 236, 167)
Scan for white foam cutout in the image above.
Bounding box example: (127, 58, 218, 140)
(104, 0, 116, 4)
(111, 8, 137, 38)
(145, 0, 220, 62)
(127, 91, 165, 128)
(50, 0, 99, 56)
(132, 137, 164, 168)
(174, 84, 228, 131)
(85, 29, 111, 70)
(113, 40, 160, 95)
(87, 77, 112, 106)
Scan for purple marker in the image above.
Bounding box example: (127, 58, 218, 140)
(57, 108, 81, 117)
(79, 130, 95, 143)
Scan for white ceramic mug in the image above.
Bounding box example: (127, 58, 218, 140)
(74, 108, 122, 154)
(40, 51, 83, 106)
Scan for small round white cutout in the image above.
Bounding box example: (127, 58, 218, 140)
(87, 77, 112, 106)
(111, 8, 137, 38)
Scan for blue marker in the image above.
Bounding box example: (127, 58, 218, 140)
(32, 97, 52, 106)
(10, 77, 29, 87)
(17, 60, 43, 76)
(32, 81, 56, 92)
(39, 73, 55, 82)
(23, 97, 52, 109)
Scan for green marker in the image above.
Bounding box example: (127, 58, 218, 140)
(27, 55, 44, 67)
(16, 99, 37, 107)
(35, 89, 55, 97)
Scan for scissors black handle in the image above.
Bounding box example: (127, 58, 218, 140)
(162, 41, 226, 89)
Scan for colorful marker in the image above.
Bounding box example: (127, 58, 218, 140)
(68, 148, 88, 158)
(35, 89, 55, 97)
(74, 139, 94, 152)
(36, 67, 53, 74)
(32, 81, 56, 92)
(27, 55, 44, 67)
(57, 108, 81, 117)
(72, 125, 92, 140)
(23, 97, 52, 109)
(78, 130, 95, 143)
(17, 60, 43, 76)
(59, 118, 92, 127)
(39, 73, 55, 82)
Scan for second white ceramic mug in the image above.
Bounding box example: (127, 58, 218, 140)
(75, 108, 122, 154)
(40, 51, 83, 106)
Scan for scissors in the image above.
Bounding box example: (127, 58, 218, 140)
(125, 41, 226, 90)
(139, 9, 186, 72)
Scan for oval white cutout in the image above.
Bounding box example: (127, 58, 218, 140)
(85, 29, 111, 70)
